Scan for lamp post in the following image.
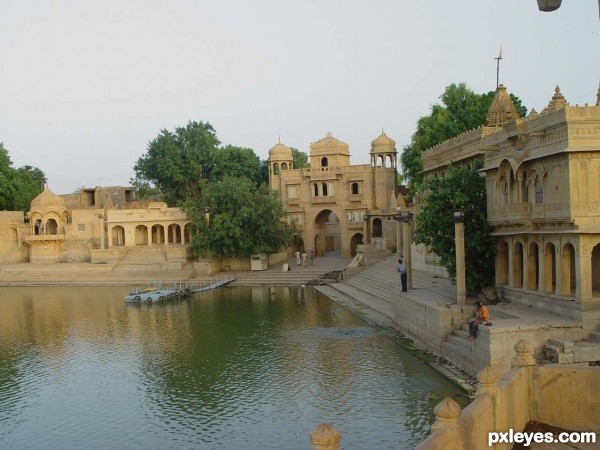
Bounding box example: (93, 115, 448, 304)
(400, 211, 413, 290)
(394, 207, 402, 258)
(453, 209, 466, 305)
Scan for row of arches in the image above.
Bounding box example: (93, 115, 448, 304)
(109, 223, 191, 247)
(495, 160, 547, 207)
(496, 237, 600, 298)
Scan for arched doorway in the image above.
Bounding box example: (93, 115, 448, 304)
(314, 209, 340, 256)
(46, 218, 59, 235)
(111, 226, 125, 246)
(372, 218, 383, 238)
(591, 244, 600, 295)
(496, 240, 509, 285)
(513, 241, 524, 288)
(544, 242, 556, 293)
(168, 224, 181, 244)
(135, 225, 148, 245)
(527, 242, 539, 290)
(151, 225, 165, 244)
(561, 242, 576, 296)
(349, 233, 363, 257)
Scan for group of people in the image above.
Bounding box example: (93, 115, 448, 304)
(295, 250, 315, 267)
(397, 258, 491, 339)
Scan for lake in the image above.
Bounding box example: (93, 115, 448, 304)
(0, 285, 464, 449)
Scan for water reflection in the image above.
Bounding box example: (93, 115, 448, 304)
(0, 286, 464, 449)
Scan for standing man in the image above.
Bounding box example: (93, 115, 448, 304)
(295, 250, 301, 266)
(397, 259, 407, 292)
(302, 251, 307, 267)
(310, 250, 315, 266)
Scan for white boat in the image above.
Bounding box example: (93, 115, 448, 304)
(124, 277, 236, 303)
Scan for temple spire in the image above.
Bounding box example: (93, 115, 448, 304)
(596, 81, 600, 106)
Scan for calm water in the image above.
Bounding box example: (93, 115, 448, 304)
(0, 285, 464, 450)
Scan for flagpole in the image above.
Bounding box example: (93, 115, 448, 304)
(495, 44, 503, 89)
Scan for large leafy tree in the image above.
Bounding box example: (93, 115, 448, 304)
(0, 143, 45, 211)
(401, 83, 527, 186)
(412, 161, 495, 292)
(133, 121, 268, 204)
(132, 121, 221, 205)
(185, 177, 293, 258)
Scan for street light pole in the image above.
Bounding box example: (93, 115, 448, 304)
(454, 209, 466, 305)
(394, 207, 402, 258)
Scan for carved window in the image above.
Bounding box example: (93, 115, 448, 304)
(273, 163, 280, 175)
(321, 157, 328, 169)
(313, 183, 319, 197)
(351, 182, 360, 195)
(322, 182, 328, 196)
(535, 175, 543, 204)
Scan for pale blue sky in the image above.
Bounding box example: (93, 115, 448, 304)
(1, 0, 598, 194)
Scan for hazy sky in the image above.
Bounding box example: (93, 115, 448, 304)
(1, 0, 599, 194)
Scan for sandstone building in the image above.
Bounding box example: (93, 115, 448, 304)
(267, 131, 404, 258)
(421, 82, 600, 333)
(0, 186, 192, 266)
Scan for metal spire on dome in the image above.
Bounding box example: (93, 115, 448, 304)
(494, 44, 503, 89)
(596, 81, 600, 106)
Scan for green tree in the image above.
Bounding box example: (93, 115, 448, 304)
(210, 145, 265, 186)
(0, 143, 45, 211)
(401, 83, 527, 186)
(12, 166, 46, 211)
(185, 177, 294, 258)
(132, 121, 221, 205)
(291, 147, 310, 169)
(412, 161, 495, 292)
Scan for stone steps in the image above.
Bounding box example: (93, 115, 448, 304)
(589, 331, 600, 343)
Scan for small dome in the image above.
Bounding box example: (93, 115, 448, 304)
(371, 130, 396, 152)
(310, 132, 349, 154)
(30, 186, 66, 211)
(486, 84, 519, 126)
(268, 141, 293, 160)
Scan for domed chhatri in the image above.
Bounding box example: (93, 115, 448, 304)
(268, 141, 293, 159)
(30, 186, 67, 211)
(370, 130, 396, 151)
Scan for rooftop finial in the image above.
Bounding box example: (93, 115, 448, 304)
(494, 44, 503, 89)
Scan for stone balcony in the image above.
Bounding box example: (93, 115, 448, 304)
(23, 234, 66, 244)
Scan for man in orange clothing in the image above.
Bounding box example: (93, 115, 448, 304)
(468, 301, 490, 339)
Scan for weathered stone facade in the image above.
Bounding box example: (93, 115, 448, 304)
(421, 83, 600, 333)
(268, 131, 404, 257)
(1, 186, 192, 265)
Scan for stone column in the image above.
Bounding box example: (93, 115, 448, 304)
(575, 239, 592, 303)
(310, 423, 341, 450)
(99, 214, 105, 250)
(403, 221, 412, 289)
(454, 220, 466, 304)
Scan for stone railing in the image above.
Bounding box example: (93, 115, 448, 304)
(415, 339, 600, 450)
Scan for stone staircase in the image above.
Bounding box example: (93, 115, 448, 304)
(227, 267, 338, 287)
(113, 246, 169, 270)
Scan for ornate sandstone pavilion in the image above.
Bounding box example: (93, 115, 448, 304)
(268, 131, 405, 258)
(0, 186, 192, 266)
(421, 82, 600, 333)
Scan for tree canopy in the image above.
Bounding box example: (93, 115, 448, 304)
(0, 143, 46, 211)
(412, 162, 495, 292)
(400, 83, 527, 187)
(132, 121, 266, 205)
(291, 148, 310, 169)
(184, 177, 293, 258)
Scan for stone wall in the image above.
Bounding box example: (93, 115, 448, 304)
(416, 342, 600, 450)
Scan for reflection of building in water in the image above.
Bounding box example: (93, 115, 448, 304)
(268, 132, 406, 257)
(0, 186, 192, 265)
